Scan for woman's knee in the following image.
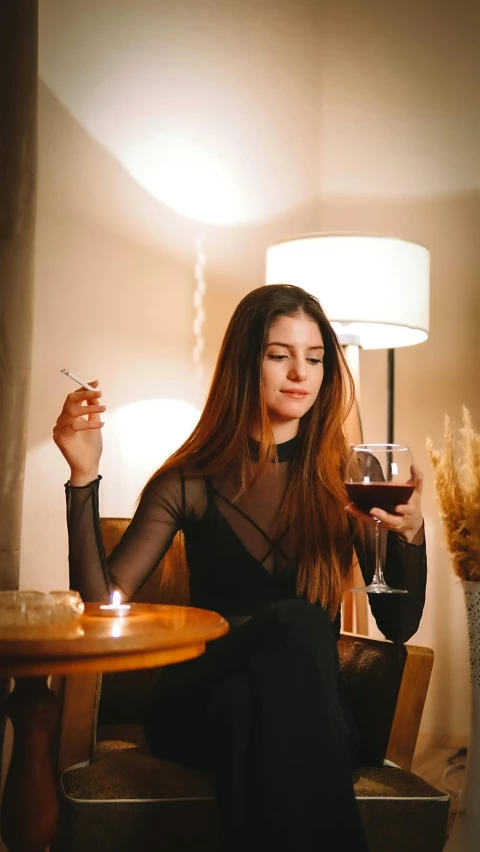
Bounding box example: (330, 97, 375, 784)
(268, 598, 334, 642)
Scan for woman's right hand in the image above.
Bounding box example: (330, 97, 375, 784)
(53, 380, 106, 485)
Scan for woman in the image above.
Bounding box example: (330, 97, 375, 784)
(54, 284, 426, 852)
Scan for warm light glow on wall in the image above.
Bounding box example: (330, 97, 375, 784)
(124, 133, 245, 225)
(99, 398, 201, 516)
(109, 398, 200, 477)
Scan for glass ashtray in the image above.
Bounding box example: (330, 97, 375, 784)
(0, 590, 85, 627)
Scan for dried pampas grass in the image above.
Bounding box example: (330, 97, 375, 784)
(427, 407, 480, 581)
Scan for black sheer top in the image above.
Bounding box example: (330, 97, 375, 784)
(66, 436, 426, 643)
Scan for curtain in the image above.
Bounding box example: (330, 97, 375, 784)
(0, 1, 38, 590)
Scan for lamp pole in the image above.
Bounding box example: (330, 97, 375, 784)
(342, 341, 364, 446)
(387, 349, 395, 444)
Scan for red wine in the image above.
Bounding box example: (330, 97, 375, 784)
(345, 483, 415, 514)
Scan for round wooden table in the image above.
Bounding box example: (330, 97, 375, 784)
(0, 603, 228, 852)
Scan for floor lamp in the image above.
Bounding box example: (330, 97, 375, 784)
(265, 233, 430, 634)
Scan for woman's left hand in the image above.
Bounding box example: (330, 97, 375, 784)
(346, 467, 424, 544)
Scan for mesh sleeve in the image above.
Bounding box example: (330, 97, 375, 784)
(65, 472, 184, 602)
(356, 525, 427, 643)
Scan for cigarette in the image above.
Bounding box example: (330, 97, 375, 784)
(61, 369, 97, 392)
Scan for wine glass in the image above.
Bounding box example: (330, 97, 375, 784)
(345, 443, 416, 594)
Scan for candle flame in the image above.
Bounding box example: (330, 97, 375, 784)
(111, 590, 121, 607)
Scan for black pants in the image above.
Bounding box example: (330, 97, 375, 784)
(142, 599, 369, 852)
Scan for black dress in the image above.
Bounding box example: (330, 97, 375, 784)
(65, 435, 427, 852)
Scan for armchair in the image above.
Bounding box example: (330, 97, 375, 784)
(55, 518, 449, 852)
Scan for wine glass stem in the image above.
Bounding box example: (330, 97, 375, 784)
(374, 519, 386, 586)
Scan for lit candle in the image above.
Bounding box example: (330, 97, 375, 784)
(99, 590, 131, 617)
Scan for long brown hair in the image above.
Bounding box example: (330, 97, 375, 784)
(144, 284, 356, 617)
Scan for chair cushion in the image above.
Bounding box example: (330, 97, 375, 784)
(355, 767, 449, 852)
(64, 747, 215, 801)
(60, 730, 449, 852)
(93, 723, 147, 760)
(63, 737, 447, 805)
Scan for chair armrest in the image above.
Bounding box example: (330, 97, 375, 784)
(338, 632, 433, 771)
(386, 642, 434, 770)
(55, 673, 99, 773)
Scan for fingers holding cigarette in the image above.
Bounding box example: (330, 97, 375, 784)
(59, 400, 106, 424)
(54, 371, 106, 478)
(61, 372, 105, 423)
(61, 389, 105, 421)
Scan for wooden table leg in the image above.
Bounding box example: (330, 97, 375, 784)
(1, 677, 60, 852)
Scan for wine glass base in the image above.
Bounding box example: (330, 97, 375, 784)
(351, 584, 408, 595)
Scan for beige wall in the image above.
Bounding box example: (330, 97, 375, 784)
(19, 0, 480, 749)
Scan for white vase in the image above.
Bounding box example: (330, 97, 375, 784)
(445, 580, 480, 852)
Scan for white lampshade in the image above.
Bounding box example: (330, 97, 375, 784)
(265, 234, 430, 349)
